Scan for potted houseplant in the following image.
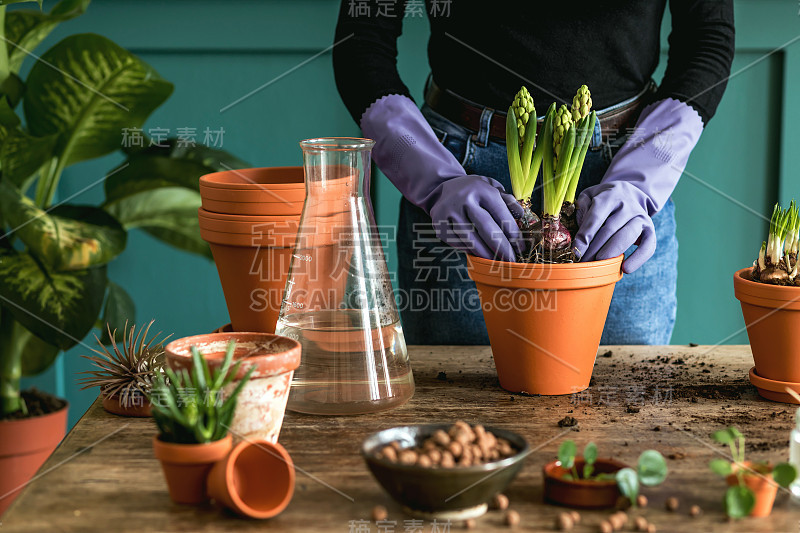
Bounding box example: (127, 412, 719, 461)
(733, 200, 800, 403)
(543, 440, 667, 509)
(709, 426, 797, 518)
(165, 331, 301, 444)
(77, 320, 170, 417)
(0, 0, 247, 515)
(150, 340, 253, 505)
(467, 86, 622, 395)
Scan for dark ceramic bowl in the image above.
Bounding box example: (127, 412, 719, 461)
(362, 424, 529, 520)
(543, 458, 627, 509)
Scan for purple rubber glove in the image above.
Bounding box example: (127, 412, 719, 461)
(361, 94, 523, 261)
(574, 98, 704, 273)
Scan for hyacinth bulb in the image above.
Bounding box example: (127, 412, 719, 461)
(515, 199, 541, 263)
(533, 215, 573, 263)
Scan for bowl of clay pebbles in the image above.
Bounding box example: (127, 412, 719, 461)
(362, 421, 529, 520)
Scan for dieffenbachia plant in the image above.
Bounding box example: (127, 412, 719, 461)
(753, 200, 799, 285)
(0, 0, 248, 416)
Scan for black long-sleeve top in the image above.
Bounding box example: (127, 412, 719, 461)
(333, 0, 735, 126)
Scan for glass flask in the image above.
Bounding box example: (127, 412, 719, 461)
(275, 138, 415, 415)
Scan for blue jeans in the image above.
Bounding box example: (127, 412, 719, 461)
(396, 104, 678, 345)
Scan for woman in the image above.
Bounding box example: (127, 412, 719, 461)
(333, 1, 735, 345)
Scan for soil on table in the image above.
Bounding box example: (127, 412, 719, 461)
(0, 388, 66, 421)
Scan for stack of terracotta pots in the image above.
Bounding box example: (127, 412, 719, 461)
(198, 167, 305, 333)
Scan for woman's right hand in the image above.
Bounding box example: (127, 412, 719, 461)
(429, 175, 523, 262)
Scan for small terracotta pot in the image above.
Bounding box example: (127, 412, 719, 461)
(199, 166, 305, 216)
(198, 208, 299, 333)
(101, 391, 151, 417)
(0, 401, 68, 516)
(734, 268, 800, 384)
(207, 439, 295, 518)
(725, 461, 779, 517)
(165, 332, 301, 443)
(152, 434, 232, 505)
(543, 458, 627, 509)
(467, 255, 623, 395)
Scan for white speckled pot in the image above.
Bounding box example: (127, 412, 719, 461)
(165, 332, 301, 444)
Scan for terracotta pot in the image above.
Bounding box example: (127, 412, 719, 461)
(734, 268, 800, 383)
(101, 391, 151, 417)
(199, 166, 305, 216)
(467, 255, 623, 395)
(543, 458, 627, 509)
(165, 332, 301, 443)
(725, 461, 779, 517)
(152, 434, 232, 505)
(207, 439, 295, 518)
(0, 401, 68, 515)
(198, 208, 299, 333)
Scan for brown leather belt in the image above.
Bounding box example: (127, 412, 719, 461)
(424, 79, 654, 144)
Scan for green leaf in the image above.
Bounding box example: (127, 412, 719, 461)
(582, 464, 594, 479)
(0, 72, 25, 108)
(6, 0, 90, 72)
(709, 458, 733, 477)
(98, 280, 135, 344)
(103, 156, 209, 203)
(0, 97, 21, 142)
(0, 180, 127, 270)
(637, 450, 668, 486)
(23, 33, 173, 167)
(615, 467, 639, 503)
(557, 440, 577, 470)
(773, 463, 797, 488)
(712, 429, 734, 445)
(0, 249, 105, 349)
(104, 186, 209, 258)
(724, 485, 755, 519)
(12, 320, 60, 376)
(583, 442, 598, 466)
(0, 128, 58, 188)
(120, 138, 250, 170)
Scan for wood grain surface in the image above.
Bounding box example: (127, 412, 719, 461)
(3, 345, 799, 532)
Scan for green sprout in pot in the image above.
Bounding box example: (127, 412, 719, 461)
(557, 440, 668, 506)
(149, 341, 254, 444)
(506, 86, 542, 262)
(505, 85, 596, 264)
(708, 426, 797, 519)
(752, 201, 800, 285)
(78, 320, 170, 408)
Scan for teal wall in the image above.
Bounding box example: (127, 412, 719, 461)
(16, 0, 799, 427)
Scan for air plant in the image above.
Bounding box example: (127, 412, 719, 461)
(149, 341, 253, 444)
(752, 201, 800, 285)
(78, 320, 171, 408)
(505, 85, 596, 263)
(709, 426, 797, 519)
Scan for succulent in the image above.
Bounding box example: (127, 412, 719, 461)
(553, 105, 574, 165)
(571, 85, 592, 122)
(78, 320, 170, 407)
(512, 86, 535, 146)
(149, 341, 253, 444)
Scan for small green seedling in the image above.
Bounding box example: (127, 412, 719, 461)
(709, 426, 797, 519)
(556, 440, 668, 506)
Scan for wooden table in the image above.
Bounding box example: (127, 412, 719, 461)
(3, 346, 799, 532)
